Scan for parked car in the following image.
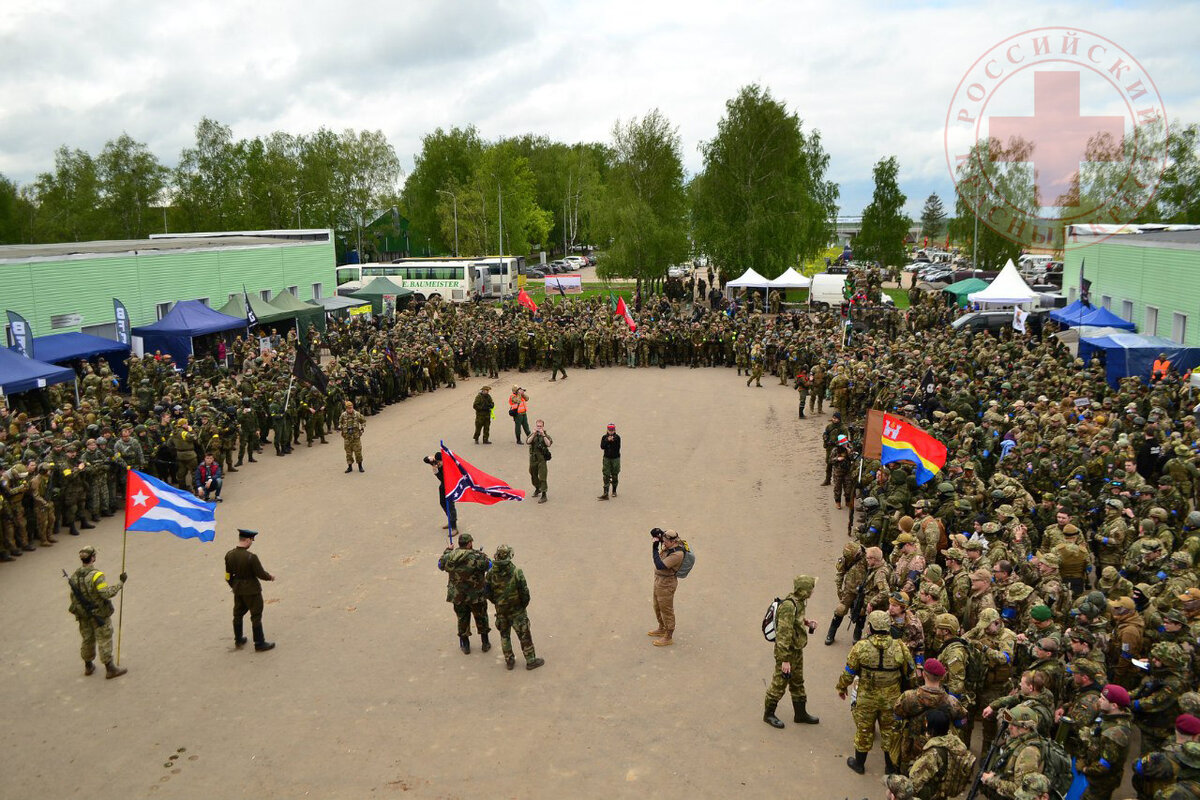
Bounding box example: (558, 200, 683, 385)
(667, 265, 691, 278)
(950, 310, 1014, 334)
(527, 268, 546, 279)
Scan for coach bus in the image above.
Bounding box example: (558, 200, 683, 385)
(352, 256, 525, 302)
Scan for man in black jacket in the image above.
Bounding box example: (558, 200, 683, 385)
(599, 423, 621, 500)
(1137, 425, 1166, 483)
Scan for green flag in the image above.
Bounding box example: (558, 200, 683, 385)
(607, 291, 618, 311)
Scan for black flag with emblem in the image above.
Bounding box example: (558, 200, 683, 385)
(292, 344, 328, 393)
(242, 284, 258, 327)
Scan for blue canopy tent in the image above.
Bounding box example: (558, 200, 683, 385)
(1049, 303, 1136, 331)
(1077, 333, 1200, 387)
(131, 300, 245, 368)
(0, 347, 77, 395)
(1048, 299, 1087, 325)
(23, 332, 132, 387)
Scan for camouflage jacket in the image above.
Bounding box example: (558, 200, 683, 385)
(439, 547, 490, 605)
(485, 559, 530, 613)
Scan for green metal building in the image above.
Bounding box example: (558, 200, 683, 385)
(1, 230, 335, 342)
(1064, 226, 1200, 346)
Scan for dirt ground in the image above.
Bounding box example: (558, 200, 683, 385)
(3, 365, 890, 800)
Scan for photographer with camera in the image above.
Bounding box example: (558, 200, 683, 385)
(508, 385, 530, 444)
(528, 420, 553, 503)
(424, 451, 457, 535)
(648, 528, 685, 647)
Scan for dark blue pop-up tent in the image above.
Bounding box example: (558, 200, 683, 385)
(1078, 333, 1200, 387)
(131, 300, 245, 367)
(1049, 302, 1136, 331)
(23, 332, 132, 387)
(0, 347, 77, 395)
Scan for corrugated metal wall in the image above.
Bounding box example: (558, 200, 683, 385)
(1064, 240, 1200, 346)
(1, 241, 335, 336)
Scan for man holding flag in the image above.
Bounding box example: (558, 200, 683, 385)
(66, 545, 127, 679)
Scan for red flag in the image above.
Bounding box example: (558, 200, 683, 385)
(517, 289, 538, 313)
(441, 443, 526, 504)
(614, 296, 637, 331)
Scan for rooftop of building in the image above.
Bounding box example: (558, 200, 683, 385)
(0, 229, 331, 263)
(1066, 223, 1200, 251)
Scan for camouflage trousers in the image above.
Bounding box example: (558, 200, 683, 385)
(495, 608, 536, 663)
(1, 511, 27, 551)
(343, 435, 362, 465)
(746, 365, 763, 386)
(176, 455, 197, 490)
(810, 391, 824, 414)
(63, 487, 87, 523)
(453, 600, 490, 637)
(832, 465, 854, 504)
(765, 655, 807, 705)
(238, 429, 258, 461)
(77, 616, 115, 664)
(34, 502, 54, 544)
(86, 477, 109, 516)
(305, 413, 326, 445)
(602, 458, 620, 492)
(852, 684, 901, 756)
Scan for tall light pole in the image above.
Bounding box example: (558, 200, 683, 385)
(295, 191, 317, 230)
(490, 173, 503, 258)
(436, 189, 458, 256)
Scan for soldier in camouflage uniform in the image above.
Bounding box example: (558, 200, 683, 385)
(892, 658, 967, 772)
(1075, 683, 1134, 800)
(67, 545, 127, 679)
(339, 400, 365, 473)
(1134, 642, 1190, 756)
(826, 541, 865, 645)
(978, 705, 1044, 799)
(966, 607, 1017, 753)
(763, 574, 820, 728)
(836, 609, 916, 775)
(906, 707, 976, 800)
(484, 544, 544, 671)
(438, 532, 491, 655)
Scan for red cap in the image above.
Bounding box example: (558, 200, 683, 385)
(923, 658, 946, 677)
(1102, 684, 1131, 708)
(1177, 714, 1200, 735)
(607, 424, 615, 430)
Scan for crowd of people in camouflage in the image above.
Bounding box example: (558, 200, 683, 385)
(5, 263, 1200, 797)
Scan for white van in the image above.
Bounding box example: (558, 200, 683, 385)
(807, 273, 894, 309)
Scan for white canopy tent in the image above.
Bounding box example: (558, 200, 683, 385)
(967, 259, 1039, 307)
(767, 267, 812, 289)
(725, 268, 771, 288)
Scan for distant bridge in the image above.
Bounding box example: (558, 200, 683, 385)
(834, 216, 924, 246)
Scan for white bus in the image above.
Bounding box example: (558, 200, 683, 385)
(346, 256, 525, 302)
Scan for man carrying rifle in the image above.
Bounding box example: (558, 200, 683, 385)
(66, 545, 127, 679)
(974, 705, 1042, 799)
(825, 542, 865, 646)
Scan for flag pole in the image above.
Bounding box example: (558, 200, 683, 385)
(283, 366, 296, 413)
(440, 440, 454, 546)
(116, 524, 128, 665)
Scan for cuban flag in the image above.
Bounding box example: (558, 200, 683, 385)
(879, 413, 948, 485)
(124, 469, 217, 542)
(441, 443, 525, 504)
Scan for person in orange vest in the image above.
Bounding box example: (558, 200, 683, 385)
(509, 385, 530, 444)
(1152, 354, 1172, 382)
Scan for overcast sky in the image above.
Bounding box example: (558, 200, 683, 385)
(2, 0, 1197, 218)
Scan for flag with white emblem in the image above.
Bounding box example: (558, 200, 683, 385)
(124, 469, 217, 542)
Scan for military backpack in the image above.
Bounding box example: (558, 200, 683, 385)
(933, 743, 976, 798)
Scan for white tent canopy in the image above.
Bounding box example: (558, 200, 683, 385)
(725, 268, 771, 288)
(768, 267, 812, 289)
(967, 259, 1039, 306)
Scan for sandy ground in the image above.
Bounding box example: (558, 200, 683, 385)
(3, 365, 888, 800)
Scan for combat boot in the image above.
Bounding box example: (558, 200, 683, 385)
(358, 463, 364, 472)
(459, 636, 470, 655)
(248, 455, 257, 463)
(68, 523, 81, 536)
(525, 657, 544, 670)
(79, 517, 95, 530)
(611, 483, 617, 497)
(793, 699, 819, 725)
(824, 615, 843, 645)
(846, 751, 866, 774)
(481, 633, 491, 653)
(84, 661, 95, 676)
(883, 753, 897, 775)
(653, 633, 673, 647)
(597, 491, 609, 501)
(235, 458, 243, 467)
(505, 655, 515, 670)
(763, 701, 785, 729)
(538, 493, 547, 504)
(105, 661, 127, 679)
(852, 616, 865, 642)
(233, 620, 247, 648)
(0, 552, 13, 562)
(227, 466, 238, 473)
(252, 622, 275, 651)
(345, 464, 353, 473)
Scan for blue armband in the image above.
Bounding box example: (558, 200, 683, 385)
(1157, 571, 1168, 581)
(1099, 758, 1112, 770)
(1101, 537, 1109, 545)
(844, 666, 858, 675)
(1133, 700, 1141, 711)
(915, 655, 925, 666)
(1003, 652, 1011, 664)
(1135, 759, 1144, 775)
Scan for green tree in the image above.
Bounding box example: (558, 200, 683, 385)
(691, 84, 838, 280)
(0, 173, 22, 244)
(918, 192, 946, 243)
(451, 141, 551, 257)
(239, 132, 302, 231)
(949, 137, 1035, 269)
(334, 129, 402, 259)
(596, 109, 690, 289)
(401, 126, 484, 254)
(1149, 121, 1197, 224)
(856, 156, 910, 267)
(30, 146, 103, 242)
(97, 133, 168, 239)
(174, 118, 245, 231)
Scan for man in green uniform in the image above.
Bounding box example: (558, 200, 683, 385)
(339, 400, 365, 473)
(67, 545, 127, 678)
(485, 544, 544, 671)
(528, 419, 552, 503)
(836, 609, 916, 775)
(906, 708, 977, 800)
(826, 541, 865, 645)
(438, 532, 491, 655)
(763, 574, 820, 729)
(472, 385, 494, 444)
(224, 529, 276, 652)
(169, 420, 198, 490)
(978, 706, 1045, 800)
(1076, 683, 1134, 800)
